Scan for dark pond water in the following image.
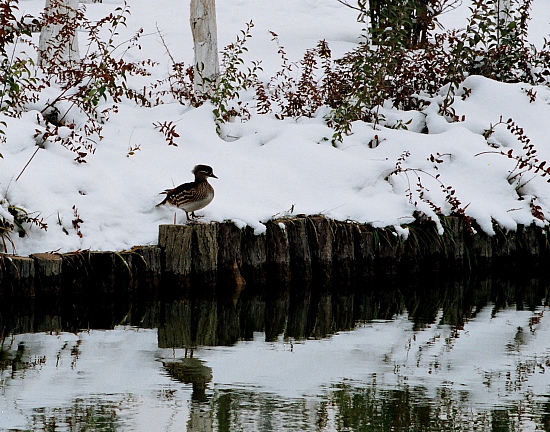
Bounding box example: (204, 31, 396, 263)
(1, 272, 550, 431)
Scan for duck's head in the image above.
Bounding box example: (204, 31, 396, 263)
(193, 164, 218, 180)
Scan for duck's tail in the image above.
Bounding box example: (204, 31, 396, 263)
(155, 190, 170, 207)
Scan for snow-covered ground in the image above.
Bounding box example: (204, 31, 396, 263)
(1, 0, 550, 255)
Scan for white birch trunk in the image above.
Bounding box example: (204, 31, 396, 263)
(38, 0, 80, 68)
(190, 0, 219, 96)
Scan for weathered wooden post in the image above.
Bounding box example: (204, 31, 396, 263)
(0, 255, 35, 298)
(265, 220, 291, 287)
(159, 224, 219, 296)
(217, 223, 242, 283)
(285, 218, 313, 285)
(332, 222, 356, 285)
(354, 225, 376, 280)
(31, 253, 63, 298)
(442, 216, 466, 266)
(467, 226, 493, 270)
(306, 217, 333, 287)
(159, 224, 194, 295)
(123, 246, 163, 303)
(516, 224, 543, 267)
(264, 221, 291, 341)
(216, 223, 245, 310)
(190, 223, 219, 289)
(374, 228, 402, 275)
(241, 226, 267, 289)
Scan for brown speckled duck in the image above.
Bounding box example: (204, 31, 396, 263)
(156, 165, 217, 220)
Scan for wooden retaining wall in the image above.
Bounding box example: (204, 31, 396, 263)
(0, 216, 549, 301)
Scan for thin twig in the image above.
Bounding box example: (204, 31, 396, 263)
(15, 147, 40, 182)
(334, 0, 364, 12)
(156, 23, 177, 67)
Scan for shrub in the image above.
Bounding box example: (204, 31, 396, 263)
(0, 0, 42, 118)
(261, 35, 342, 120)
(37, 0, 153, 163)
(0, 0, 152, 251)
(210, 21, 262, 129)
(327, 0, 550, 140)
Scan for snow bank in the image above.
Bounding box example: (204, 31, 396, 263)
(1, 0, 549, 255)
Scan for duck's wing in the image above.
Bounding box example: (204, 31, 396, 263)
(157, 181, 197, 207)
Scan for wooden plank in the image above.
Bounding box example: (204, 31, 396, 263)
(31, 253, 62, 298)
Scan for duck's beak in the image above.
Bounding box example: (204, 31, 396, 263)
(210, 173, 218, 179)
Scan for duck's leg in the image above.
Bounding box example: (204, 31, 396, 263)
(186, 211, 199, 222)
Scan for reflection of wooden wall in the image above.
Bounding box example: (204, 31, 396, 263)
(157, 269, 549, 349)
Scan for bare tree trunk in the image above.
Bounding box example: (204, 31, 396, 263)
(190, 0, 219, 96)
(38, 0, 80, 68)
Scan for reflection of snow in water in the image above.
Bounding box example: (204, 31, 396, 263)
(0, 328, 191, 431)
(1, 304, 549, 431)
(201, 307, 550, 406)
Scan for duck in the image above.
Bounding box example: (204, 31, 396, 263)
(156, 165, 217, 220)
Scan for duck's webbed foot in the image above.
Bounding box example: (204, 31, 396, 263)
(186, 211, 204, 222)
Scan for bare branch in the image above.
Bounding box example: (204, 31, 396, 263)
(334, 0, 364, 13)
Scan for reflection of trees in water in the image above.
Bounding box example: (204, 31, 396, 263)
(327, 383, 545, 432)
(5, 359, 547, 432)
(152, 272, 550, 432)
(1, 271, 549, 432)
(28, 396, 127, 432)
(211, 389, 322, 432)
(203, 383, 549, 432)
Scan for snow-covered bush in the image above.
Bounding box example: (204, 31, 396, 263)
(156, 0, 550, 142)
(0, 0, 41, 119)
(0, 0, 152, 160)
(0, 203, 47, 252)
(259, 35, 342, 121)
(36, 0, 153, 162)
(153, 20, 262, 132)
(328, 0, 550, 140)
(0, 0, 152, 249)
